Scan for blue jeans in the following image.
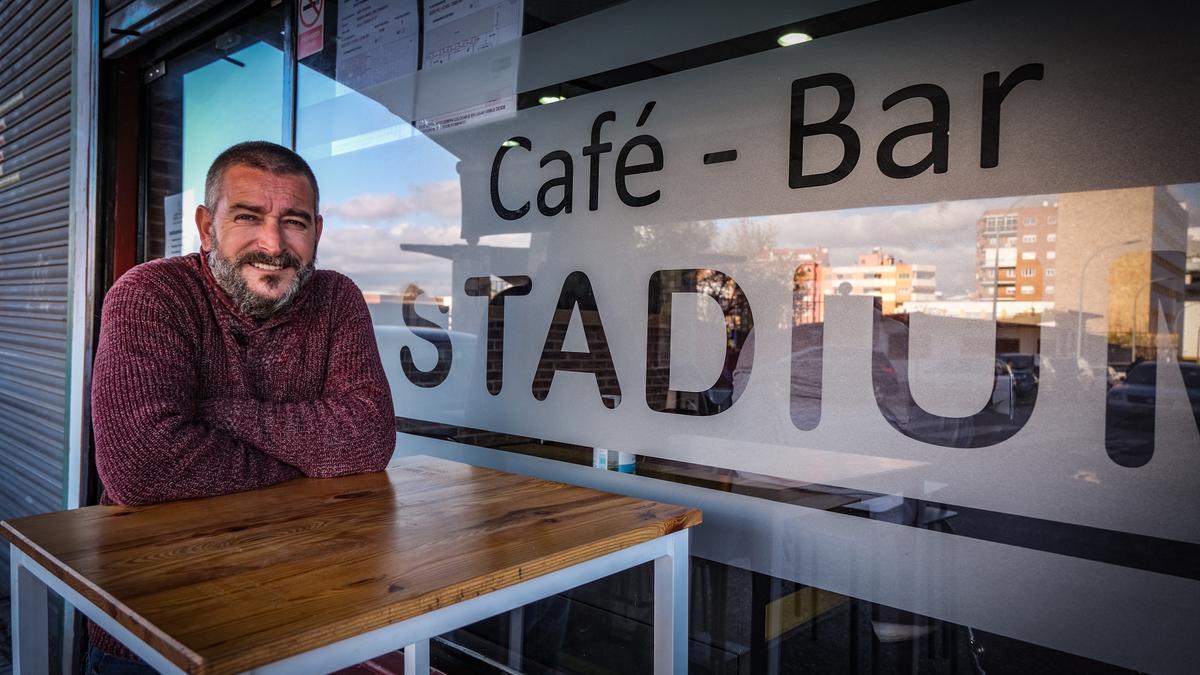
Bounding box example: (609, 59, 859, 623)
(85, 646, 159, 675)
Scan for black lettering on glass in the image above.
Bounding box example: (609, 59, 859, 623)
(790, 265, 824, 430)
(582, 111, 616, 211)
(537, 150, 573, 216)
(789, 73, 860, 189)
(400, 285, 452, 388)
(871, 300, 1038, 448)
(980, 63, 1044, 169)
(615, 134, 663, 207)
(615, 102, 664, 207)
(1104, 251, 1199, 467)
(532, 271, 622, 408)
(877, 83, 950, 179)
(646, 269, 754, 416)
(491, 137, 532, 220)
(465, 275, 532, 395)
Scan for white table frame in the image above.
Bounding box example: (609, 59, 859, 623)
(10, 528, 689, 674)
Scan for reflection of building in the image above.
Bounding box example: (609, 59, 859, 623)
(903, 300, 1048, 353)
(823, 248, 936, 315)
(975, 203, 1058, 301)
(1183, 238, 1200, 361)
(757, 248, 828, 325)
(1056, 187, 1189, 360)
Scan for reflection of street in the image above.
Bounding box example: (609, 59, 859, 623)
(1105, 362, 1200, 467)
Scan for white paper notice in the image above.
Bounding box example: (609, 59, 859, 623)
(417, 0, 522, 133)
(163, 192, 183, 257)
(180, 188, 199, 255)
(422, 0, 522, 67)
(336, 0, 419, 91)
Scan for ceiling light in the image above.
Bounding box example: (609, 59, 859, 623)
(777, 32, 813, 47)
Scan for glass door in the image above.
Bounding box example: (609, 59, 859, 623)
(139, 0, 288, 263)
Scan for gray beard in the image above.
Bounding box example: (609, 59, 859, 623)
(207, 240, 315, 320)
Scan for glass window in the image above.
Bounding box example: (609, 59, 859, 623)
(269, 2, 1200, 673)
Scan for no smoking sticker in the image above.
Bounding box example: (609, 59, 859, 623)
(298, 0, 324, 59)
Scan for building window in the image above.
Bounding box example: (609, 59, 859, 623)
(1045, 268, 1056, 277)
(1022, 234, 1037, 243)
(1048, 216, 1057, 224)
(1047, 233, 1057, 242)
(1005, 216, 1018, 227)
(1004, 269, 1015, 278)
(1024, 216, 1037, 225)
(1047, 250, 1056, 259)
(1021, 251, 1036, 260)
(1021, 285, 1035, 295)
(1046, 285, 1056, 294)
(1021, 268, 1036, 277)
(1005, 287, 1016, 296)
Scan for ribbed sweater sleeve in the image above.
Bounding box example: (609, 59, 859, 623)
(91, 265, 302, 506)
(199, 277, 396, 476)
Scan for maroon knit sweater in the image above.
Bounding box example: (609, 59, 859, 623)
(89, 252, 395, 657)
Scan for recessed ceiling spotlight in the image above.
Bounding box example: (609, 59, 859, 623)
(777, 32, 813, 47)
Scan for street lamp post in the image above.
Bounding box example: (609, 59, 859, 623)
(1075, 238, 1141, 359)
(1130, 276, 1169, 361)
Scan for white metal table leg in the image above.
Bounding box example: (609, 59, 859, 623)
(11, 547, 49, 675)
(507, 605, 524, 670)
(653, 530, 689, 675)
(404, 639, 430, 675)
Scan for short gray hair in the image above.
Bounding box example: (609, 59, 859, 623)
(204, 141, 320, 213)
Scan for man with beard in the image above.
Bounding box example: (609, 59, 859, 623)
(87, 141, 395, 671)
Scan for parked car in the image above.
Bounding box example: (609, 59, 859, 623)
(997, 353, 1038, 403)
(991, 359, 1015, 418)
(1106, 362, 1200, 427)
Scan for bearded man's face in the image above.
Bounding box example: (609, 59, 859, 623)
(197, 165, 322, 319)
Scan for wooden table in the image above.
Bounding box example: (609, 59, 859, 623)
(3, 455, 701, 674)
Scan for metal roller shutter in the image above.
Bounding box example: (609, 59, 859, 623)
(0, 0, 73, 589)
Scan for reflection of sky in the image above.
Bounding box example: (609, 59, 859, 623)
(182, 42, 284, 252)
(296, 62, 461, 296)
(753, 196, 1057, 297)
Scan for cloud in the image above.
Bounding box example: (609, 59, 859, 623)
(409, 181, 462, 220)
(317, 223, 460, 296)
(323, 194, 411, 221)
(322, 180, 461, 222)
(478, 232, 532, 248)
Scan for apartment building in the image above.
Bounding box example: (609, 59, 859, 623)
(976, 203, 1059, 301)
(824, 248, 936, 315)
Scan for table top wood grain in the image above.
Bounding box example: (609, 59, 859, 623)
(1, 455, 701, 674)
